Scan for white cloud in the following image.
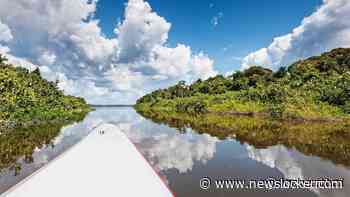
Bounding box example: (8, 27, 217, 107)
(0, 0, 118, 78)
(0, 0, 120, 104)
(242, 0, 350, 70)
(57, 74, 110, 99)
(190, 52, 217, 80)
(104, 66, 145, 92)
(115, 0, 171, 63)
(70, 20, 119, 63)
(0, 45, 10, 56)
(2, 51, 38, 72)
(148, 45, 217, 80)
(104, 0, 217, 103)
(149, 44, 192, 78)
(38, 51, 57, 66)
(0, 20, 13, 55)
(211, 12, 223, 27)
(0, 0, 217, 104)
(0, 20, 12, 42)
(0, 0, 117, 65)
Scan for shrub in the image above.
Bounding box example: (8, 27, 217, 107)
(176, 100, 208, 114)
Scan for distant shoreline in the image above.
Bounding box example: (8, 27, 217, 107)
(90, 104, 134, 107)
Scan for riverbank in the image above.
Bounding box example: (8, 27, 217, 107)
(135, 90, 350, 123)
(135, 48, 350, 121)
(0, 56, 92, 130)
(0, 109, 91, 131)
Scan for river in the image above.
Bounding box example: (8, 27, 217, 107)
(0, 107, 349, 196)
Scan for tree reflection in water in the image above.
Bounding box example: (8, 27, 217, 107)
(0, 114, 86, 176)
(136, 109, 350, 167)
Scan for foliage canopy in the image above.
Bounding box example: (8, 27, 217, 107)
(136, 48, 350, 120)
(0, 55, 91, 125)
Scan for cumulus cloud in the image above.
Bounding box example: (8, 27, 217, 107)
(0, 0, 118, 96)
(0, 0, 216, 104)
(0, 0, 117, 68)
(104, 66, 145, 92)
(38, 51, 57, 66)
(242, 0, 350, 70)
(149, 44, 192, 78)
(111, 0, 216, 102)
(115, 0, 171, 63)
(0, 20, 12, 42)
(111, 0, 216, 93)
(147, 45, 216, 80)
(58, 75, 110, 100)
(0, 48, 39, 71)
(190, 52, 217, 79)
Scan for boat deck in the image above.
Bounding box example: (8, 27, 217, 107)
(1, 123, 173, 197)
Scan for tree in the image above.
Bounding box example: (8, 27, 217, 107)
(273, 67, 287, 78)
(243, 66, 273, 78)
(0, 54, 8, 65)
(32, 67, 41, 76)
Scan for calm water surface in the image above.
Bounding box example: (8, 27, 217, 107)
(0, 107, 349, 197)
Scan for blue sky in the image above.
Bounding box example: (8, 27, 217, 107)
(96, 0, 322, 73)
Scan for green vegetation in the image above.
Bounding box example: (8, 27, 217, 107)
(0, 54, 92, 128)
(136, 48, 350, 121)
(135, 48, 350, 166)
(0, 54, 91, 175)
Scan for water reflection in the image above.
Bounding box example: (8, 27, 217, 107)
(1, 107, 349, 197)
(130, 108, 349, 197)
(89, 107, 219, 173)
(247, 145, 350, 197)
(136, 130, 218, 173)
(79, 107, 348, 197)
(0, 112, 94, 193)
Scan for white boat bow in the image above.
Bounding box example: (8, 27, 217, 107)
(1, 123, 174, 197)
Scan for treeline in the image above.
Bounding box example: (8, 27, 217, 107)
(136, 48, 350, 118)
(0, 55, 91, 126)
